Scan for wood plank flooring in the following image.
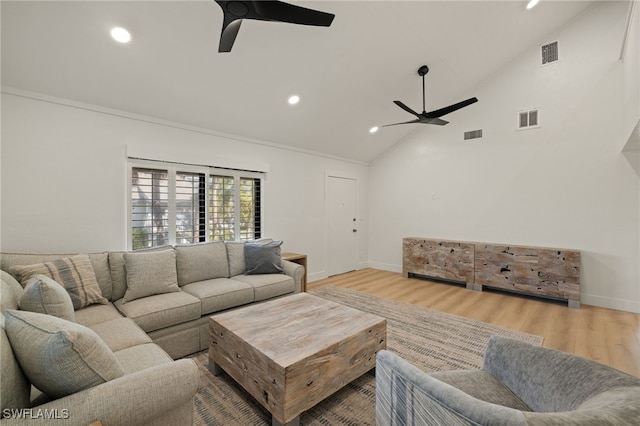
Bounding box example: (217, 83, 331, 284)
(309, 268, 640, 377)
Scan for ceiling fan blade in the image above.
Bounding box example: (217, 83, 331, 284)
(424, 97, 478, 118)
(218, 16, 242, 52)
(254, 1, 335, 26)
(382, 119, 421, 127)
(214, 1, 334, 52)
(425, 118, 449, 125)
(393, 100, 421, 118)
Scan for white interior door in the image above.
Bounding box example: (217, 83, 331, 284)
(327, 175, 358, 276)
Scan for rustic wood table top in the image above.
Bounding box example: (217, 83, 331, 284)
(209, 292, 387, 425)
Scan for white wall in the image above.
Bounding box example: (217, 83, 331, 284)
(0, 92, 370, 281)
(369, 1, 640, 313)
(621, 1, 640, 313)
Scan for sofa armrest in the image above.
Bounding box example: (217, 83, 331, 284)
(2, 359, 199, 426)
(375, 350, 527, 426)
(282, 260, 304, 293)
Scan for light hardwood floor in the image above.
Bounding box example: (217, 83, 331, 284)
(309, 268, 640, 377)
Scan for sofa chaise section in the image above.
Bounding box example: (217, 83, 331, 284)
(1, 271, 199, 426)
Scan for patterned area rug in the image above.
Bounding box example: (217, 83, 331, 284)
(190, 285, 543, 425)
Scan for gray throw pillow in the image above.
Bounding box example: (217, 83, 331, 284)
(20, 275, 75, 321)
(123, 249, 180, 302)
(244, 240, 284, 275)
(4, 310, 124, 399)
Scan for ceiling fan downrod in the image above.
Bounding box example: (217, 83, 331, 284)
(418, 65, 429, 113)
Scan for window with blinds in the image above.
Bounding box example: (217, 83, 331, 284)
(176, 172, 206, 245)
(129, 161, 263, 249)
(131, 168, 169, 249)
(209, 175, 235, 241)
(208, 176, 262, 241)
(240, 177, 261, 240)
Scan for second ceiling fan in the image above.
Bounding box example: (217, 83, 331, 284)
(384, 65, 478, 127)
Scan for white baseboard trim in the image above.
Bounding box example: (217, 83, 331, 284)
(308, 262, 376, 284)
(308, 271, 328, 283)
(581, 293, 640, 314)
(356, 261, 369, 271)
(366, 261, 402, 273)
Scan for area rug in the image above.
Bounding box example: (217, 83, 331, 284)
(190, 284, 543, 425)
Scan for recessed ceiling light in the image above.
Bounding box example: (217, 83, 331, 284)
(111, 27, 131, 43)
(526, 0, 540, 10)
(288, 95, 300, 105)
(369, 126, 379, 134)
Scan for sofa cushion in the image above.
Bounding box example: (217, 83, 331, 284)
(226, 241, 246, 277)
(89, 318, 153, 352)
(114, 343, 174, 374)
(123, 249, 180, 303)
(182, 278, 254, 315)
(3, 310, 125, 399)
(19, 275, 75, 321)
(74, 303, 124, 327)
(1, 272, 22, 312)
(429, 370, 532, 411)
(175, 241, 230, 285)
(9, 254, 108, 310)
(1, 316, 30, 412)
(244, 240, 284, 275)
(232, 273, 294, 301)
(114, 291, 201, 333)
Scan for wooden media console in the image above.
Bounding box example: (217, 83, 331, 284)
(402, 237, 581, 308)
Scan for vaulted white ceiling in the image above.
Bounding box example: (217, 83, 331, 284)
(1, 0, 595, 163)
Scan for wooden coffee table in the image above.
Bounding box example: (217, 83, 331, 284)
(208, 292, 387, 426)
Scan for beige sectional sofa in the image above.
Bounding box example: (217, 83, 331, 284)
(1, 240, 304, 425)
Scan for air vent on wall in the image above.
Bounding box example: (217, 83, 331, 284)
(518, 108, 540, 130)
(541, 41, 559, 65)
(464, 129, 483, 140)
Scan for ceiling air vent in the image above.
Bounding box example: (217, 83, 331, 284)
(518, 108, 540, 130)
(464, 129, 483, 140)
(541, 41, 559, 65)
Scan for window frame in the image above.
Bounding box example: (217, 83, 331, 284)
(127, 159, 264, 250)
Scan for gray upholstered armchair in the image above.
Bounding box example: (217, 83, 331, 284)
(376, 335, 640, 425)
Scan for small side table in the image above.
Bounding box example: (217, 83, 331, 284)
(282, 252, 308, 292)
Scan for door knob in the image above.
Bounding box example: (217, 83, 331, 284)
(353, 229, 358, 232)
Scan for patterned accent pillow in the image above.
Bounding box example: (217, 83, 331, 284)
(4, 309, 124, 399)
(19, 275, 76, 321)
(10, 254, 108, 310)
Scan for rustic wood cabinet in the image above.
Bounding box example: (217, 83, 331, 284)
(402, 237, 581, 308)
(402, 238, 475, 283)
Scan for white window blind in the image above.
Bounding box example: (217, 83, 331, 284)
(131, 168, 169, 249)
(240, 177, 261, 240)
(209, 175, 235, 241)
(208, 175, 262, 241)
(176, 171, 206, 245)
(129, 159, 263, 249)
